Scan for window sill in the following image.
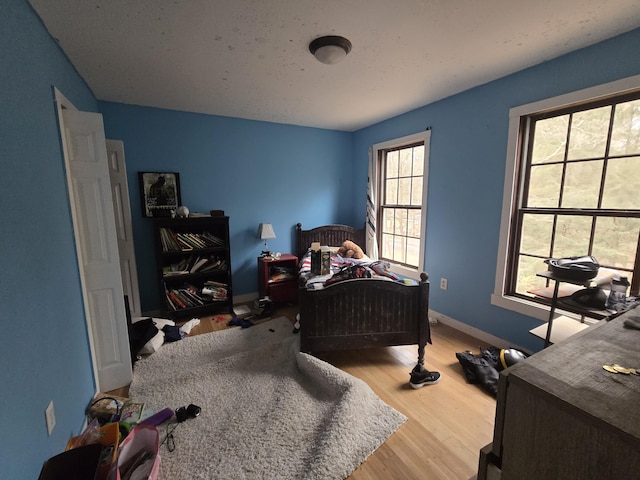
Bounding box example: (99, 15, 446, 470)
(388, 262, 421, 281)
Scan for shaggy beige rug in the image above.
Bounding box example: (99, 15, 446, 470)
(129, 317, 406, 479)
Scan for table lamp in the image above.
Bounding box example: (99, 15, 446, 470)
(258, 223, 276, 257)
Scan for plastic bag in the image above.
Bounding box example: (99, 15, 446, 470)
(108, 425, 160, 480)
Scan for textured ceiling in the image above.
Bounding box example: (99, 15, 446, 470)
(29, 0, 640, 131)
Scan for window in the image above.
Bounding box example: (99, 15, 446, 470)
(373, 131, 430, 278)
(494, 75, 640, 318)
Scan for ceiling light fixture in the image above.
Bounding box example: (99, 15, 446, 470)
(309, 35, 352, 65)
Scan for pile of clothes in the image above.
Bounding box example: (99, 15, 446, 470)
(456, 347, 528, 396)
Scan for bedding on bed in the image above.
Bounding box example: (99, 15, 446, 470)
(298, 248, 414, 290)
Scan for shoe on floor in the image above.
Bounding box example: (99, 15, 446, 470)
(409, 367, 441, 389)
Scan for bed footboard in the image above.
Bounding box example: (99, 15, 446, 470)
(298, 274, 430, 367)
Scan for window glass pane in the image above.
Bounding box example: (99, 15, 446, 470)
(567, 106, 611, 160)
(602, 156, 640, 209)
(398, 178, 411, 205)
(610, 99, 640, 156)
(520, 214, 553, 256)
(515, 255, 548, 296)
(381, 232, 394, 258)
(407, 209, 421, 237)
(385, 179, 398, 204)
(552, 215, 592, 258)
(399, 148, 412, 176)
(561, 160, 603, 208)
(412, 146, 424, 176)
(593, 217, 640, 270)
(527, 163, 562, 208)
(386, 151, 398, 177)
(406, 237, 420, 267)
(531, 115, 569, 164)
(382, 208, 394, 234)
(393, 235, 406, 263)
(411, 177, 423, 205)
(394, 208, 407, 235)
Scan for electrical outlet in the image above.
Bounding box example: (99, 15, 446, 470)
(440, 278, 448, 290)
(45, 400, 56, 436)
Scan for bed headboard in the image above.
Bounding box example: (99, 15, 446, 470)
(295, 223, 367, 259)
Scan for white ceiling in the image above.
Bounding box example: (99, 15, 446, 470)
(30, 0, 640, 131)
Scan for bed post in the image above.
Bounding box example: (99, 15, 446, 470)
(417, 272, 430, 368)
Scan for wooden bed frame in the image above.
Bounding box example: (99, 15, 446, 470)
(295, 223, 431, 369)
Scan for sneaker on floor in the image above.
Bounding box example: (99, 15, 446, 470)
(409, 368, 441, 389)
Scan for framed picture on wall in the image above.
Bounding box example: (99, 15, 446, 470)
(139, 172, 181, 218)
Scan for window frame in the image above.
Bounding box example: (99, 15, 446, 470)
(493, 74, 640, 320)
(373, 130, 430, 280)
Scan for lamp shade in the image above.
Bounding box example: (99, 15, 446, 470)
(258, 223, 276, 240)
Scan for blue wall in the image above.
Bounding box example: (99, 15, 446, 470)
(353, 28, 640, 352)
(99, 103, 353, 310)
(1, 1, 100, 478)
(3, 0, 640, 476)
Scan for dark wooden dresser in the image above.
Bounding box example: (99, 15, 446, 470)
(478, 309, 640, 480)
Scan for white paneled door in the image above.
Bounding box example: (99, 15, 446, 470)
(60, 105, 132, 392)
(106, 140, 142, 319)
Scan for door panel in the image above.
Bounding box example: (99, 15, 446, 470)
(107, 140, 142, 319)
(62, 109, 132, 392)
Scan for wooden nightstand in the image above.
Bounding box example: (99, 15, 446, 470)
(258, 254, 299, 303)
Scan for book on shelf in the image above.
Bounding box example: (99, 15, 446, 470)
(159, 228, 225, 252)
(185, 233, 207, 248)
(164, 283, 211, 310)
(168, 289, 187, 309)
(199, 259, 226, 272)
(159, 227, 182, 252)
(190, 257, 210, 273)
(201, 231, 224, 247)
(202, 280, 229, 301)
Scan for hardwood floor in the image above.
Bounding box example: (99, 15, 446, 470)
(116, 305, 497, 480)
(313, 322, 496, 480)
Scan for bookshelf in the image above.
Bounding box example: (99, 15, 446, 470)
(152, 216, 233, 318)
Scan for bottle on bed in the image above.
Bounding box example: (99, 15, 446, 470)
(310, 242, 321, 275)
(320, 246, 331, 275)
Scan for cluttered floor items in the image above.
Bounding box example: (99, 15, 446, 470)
(130, 297, 276, 363)
(39, 393, 166, 480)
(456, 347, 528, 396)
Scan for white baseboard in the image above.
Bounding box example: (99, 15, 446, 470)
(429, 309, 531, 354)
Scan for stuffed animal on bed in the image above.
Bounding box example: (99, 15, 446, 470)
(337, 240, 364, 259)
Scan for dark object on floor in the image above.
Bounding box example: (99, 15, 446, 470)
(409, 364, 441, 389)
(623, 315, 640, 330)
(162, 324, 184, 342)
(129, 318, 159, 361)
(227, 317, 254, 328)
(499, 348, 528, 370)
(456, 346, 528, 397)
(456, 351, 500, 396)
(125, 294, 159, 363)
(176, 404, 201, 422)
(38, 443, 103, 480)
